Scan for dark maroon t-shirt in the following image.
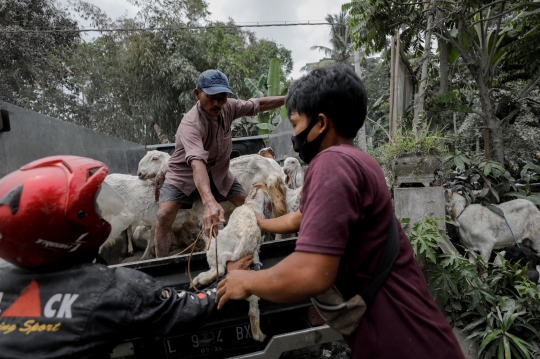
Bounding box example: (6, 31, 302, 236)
(297, 145, 464, 359)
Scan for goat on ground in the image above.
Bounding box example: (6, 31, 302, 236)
(445, 190, 540, 266)
(192, 174, 287, 342)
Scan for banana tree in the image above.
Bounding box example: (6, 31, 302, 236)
(244, 58, 288, 135)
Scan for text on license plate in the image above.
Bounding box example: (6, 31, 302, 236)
(165, 323, 258, 359)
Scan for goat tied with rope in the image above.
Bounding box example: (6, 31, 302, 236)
(445, 190, 540, 265)
(192, 174, 287, 342)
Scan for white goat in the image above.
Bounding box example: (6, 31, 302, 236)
(445, 190, 540, 264)
(282, 157, 304, 190)
(138, 151, 298, 245)
(258, 147, 275, 159)
(192, 174, 287, 342)
(101, 174, 194, 260)
(138, 151, 284, 200)
(138, 151, 297, 212)
(137, 150, 170, 201)
(229, 154, 283, 191)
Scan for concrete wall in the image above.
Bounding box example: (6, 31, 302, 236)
(394, 187, 458, 254)
(394, 187, 446, 224)
(0, 102, 146, 177)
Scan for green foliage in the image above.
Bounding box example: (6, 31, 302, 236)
(0, 0, 80, 113)
(375, 128, 447, 165)
(401, 217, 444, 267)
(503, 162, 540, 206)
(440, 150, 540, 207)
(343, 0, 426, 56)
(437, 252, 540, 359)
(244, 58, 289, 135)
(429, 90, 473, 114)
(344, 0, 540, 165)
(404, 218, 540, 359)
(0, 0, 294, 144)
(267, 59, 282, 97)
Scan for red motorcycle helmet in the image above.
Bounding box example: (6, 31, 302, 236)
(0, 156, 124, 268)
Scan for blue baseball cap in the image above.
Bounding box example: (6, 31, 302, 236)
(196, 69, 235, 96)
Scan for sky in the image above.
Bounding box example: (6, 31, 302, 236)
(58, 0, 345, 79)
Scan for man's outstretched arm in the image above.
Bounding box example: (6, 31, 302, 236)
(257, 210, 302, 235)
(216, 251, 340, 309)
(259, 96, 286, 112)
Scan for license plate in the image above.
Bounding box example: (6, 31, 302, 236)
(164, 323, 258, 359)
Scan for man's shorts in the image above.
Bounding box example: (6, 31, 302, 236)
(159, 179, 246, 209)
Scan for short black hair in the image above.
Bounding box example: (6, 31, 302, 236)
(285, 64, 367, 138)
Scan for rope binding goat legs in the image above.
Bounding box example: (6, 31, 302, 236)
(187, 224, 219, 290)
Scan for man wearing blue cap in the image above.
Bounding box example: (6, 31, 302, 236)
(155, 69, 285, 257)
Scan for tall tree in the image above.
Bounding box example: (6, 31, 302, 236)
(0, 0, 293, 144)
(0, 0, 79, 111)
(302, 12, 354, 71)
(435, 0, 540, 163)
(345, 0, 540, 164)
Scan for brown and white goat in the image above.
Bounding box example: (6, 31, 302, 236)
(192, 174, 287, 342)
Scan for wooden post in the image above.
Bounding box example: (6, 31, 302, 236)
(393, 36, 401, 137)
(389, 36, 396, 139)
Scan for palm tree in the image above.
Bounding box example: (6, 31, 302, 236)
(301, 12, 353, 71)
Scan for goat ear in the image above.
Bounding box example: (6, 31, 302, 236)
(444, 189, 452, 201)
(266, 176, 287, 217)
(153, 162, 168, 202)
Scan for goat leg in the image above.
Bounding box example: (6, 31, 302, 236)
(141, 227, 156, 260)
(126, 225, 134, 256)
(246, 250, 266, 342)
(192, 250, 230, 288)
(247, 295, 266, 342)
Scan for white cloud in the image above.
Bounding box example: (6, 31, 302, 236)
(59, 0, 345, 78)
(205, 0, 343, 78)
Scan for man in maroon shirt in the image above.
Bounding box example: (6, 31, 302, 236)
(216, 65, 464, 358)
(155, 70, 285, 257)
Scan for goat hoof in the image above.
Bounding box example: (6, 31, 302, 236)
(253, 332, 266, 342)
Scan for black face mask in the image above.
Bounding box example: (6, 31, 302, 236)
(291, 119, 326, 164)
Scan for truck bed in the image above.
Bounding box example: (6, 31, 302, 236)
(111, 238, 341, 359)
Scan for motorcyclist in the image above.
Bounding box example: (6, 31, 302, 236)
(0, 156, 251, 359)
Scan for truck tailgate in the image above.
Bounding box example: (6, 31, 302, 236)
(110, 238, 336, 359)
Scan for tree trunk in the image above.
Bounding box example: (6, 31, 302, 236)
(412, 0, 436, 133)
(354, 50, 367, 152)
(475, 72, 505, 164)
(438, 38, 449, 94)
(490, 124, 505, 164)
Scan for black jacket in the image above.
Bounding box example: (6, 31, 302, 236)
(0, 262, 217, 359)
